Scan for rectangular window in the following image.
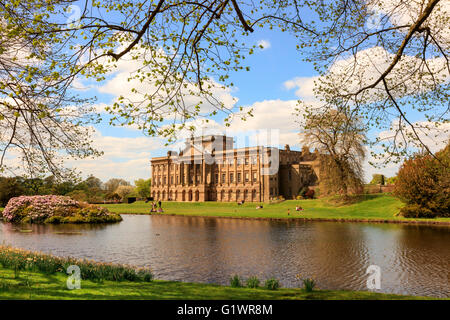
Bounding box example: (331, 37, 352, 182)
(288, 170, 292, 181)
(237, 173, 241, 183)
(230, 173, 234, 183)
(215, 173, 219, 183)
(245, 172, 249, 182)
(170, 176, 174, 184)
(252, 172, 257, 182)
(245, 157, 249, 165)
(222, 173, 226, 183)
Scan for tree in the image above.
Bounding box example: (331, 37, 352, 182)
(0, 4, 101, 179)
(370, 174, 386, 185)
(1, 0, 448, 176)
(134, 178, 151, 198)
(394, 141, 449, 217)
(385, 176, 397, 185)
(85, 175, 103, 191)
(296, 0, 449, 164)
(0, 177, 26, 206)
(66, 189, 88, 202)
(104, 179, 130, 194)
(115, 185, 135, 201)
(299, 108, 366, 197)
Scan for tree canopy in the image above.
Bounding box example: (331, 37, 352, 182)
(1, 0, 448, 177)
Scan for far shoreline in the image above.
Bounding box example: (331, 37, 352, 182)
(102, 194, 450, 227)
(119, 211, 450, 226)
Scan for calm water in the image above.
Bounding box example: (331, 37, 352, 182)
(1, 215, 449, 297)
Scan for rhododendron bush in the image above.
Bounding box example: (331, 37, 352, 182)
(2, 195, 122, 224)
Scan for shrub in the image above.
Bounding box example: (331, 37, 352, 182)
(305, 189, 315, 199)
(264, 278, 280, 290)
(230, 274, 243, 288)
(398, 204, 436, 218)
(1, 195, 122, 224)
(298, 187, 308, 198)
(302, 278, 316, 292)
(246, 276, 260, 288)
(394, 143, 450, 218)
(370, 174, 385, 185)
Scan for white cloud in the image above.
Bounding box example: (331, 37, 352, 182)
(283, 76, 319, 100)
(66, 128, 165, 182)
(96, 48, 238, 123)
(257, 39, 271, 50)
(227, 99, 303, 147)
(370, 0, 450, 44)
(377, 120, 450, 153)
(363, 120, 450, 182)
(285, 46, 449, 101)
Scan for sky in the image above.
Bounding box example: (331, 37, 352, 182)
(64, 4, 449, 184)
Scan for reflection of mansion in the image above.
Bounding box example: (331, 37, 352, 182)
(151, 135, 319, 202)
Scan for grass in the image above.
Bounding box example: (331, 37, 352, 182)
(101, 194, 450, 224)
(0, 267, 439, 300)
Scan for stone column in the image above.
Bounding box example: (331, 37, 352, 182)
(202, 160, 206, 185)
(194, 160, 197, 186)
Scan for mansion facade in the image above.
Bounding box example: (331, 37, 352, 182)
(151, 135, 319, 202)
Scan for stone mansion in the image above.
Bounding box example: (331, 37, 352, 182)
(151, 135, 319, 202)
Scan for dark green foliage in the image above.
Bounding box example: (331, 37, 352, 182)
(230, 274, 243, 288)
(370, 174, 385, 185)
(246, 276, 260, 288)
(0, 177, 26, 207)
(264, 278, 280, 290)
(302, 278, 316, 292)
(394, 143, 450, 218)
(398, 204, 436, 218)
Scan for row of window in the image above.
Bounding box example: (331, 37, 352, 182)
(152, 157, 261, 173)
(153, 171, 259, 185)
(153, 189, 259, 201)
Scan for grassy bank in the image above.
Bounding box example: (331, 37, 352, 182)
(0, 267, 437, 300)
(101, 194, 450, 224)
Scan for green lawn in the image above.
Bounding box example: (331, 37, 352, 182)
(0, 267, 437, 300)
(101, 194, 450, 224)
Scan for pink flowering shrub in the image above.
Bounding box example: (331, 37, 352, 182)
(2, 195, 122, 224)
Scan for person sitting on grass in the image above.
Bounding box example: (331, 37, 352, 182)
(157, 207, 164, 213)
(295, 206, 303, 212)
(256, 205, 263, 209)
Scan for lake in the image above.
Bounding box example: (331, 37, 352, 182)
(1, 215, 449, 297)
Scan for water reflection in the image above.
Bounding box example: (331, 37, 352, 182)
(0, 215, 448, 297)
